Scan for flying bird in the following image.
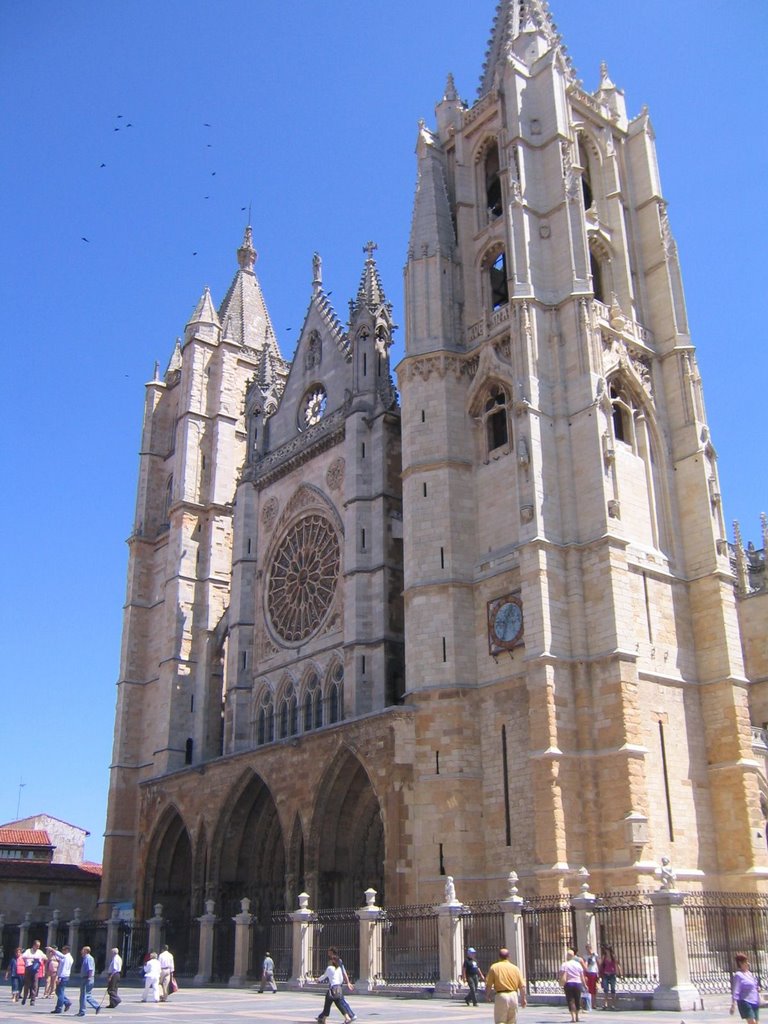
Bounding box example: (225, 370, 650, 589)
(203, 123, 212, 127)
(211, 171, 216, 176)
(81, 237, 90, 242)
(192, 251, 198, 256)
(100, 163, 106, 168)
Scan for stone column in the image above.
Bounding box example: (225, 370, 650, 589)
(147, 905, 164, 954)
(47, 909, 61, 949)
(357, 888, 383, 991)
(67, 908, 81, 954)
(290, 893, 315, 989)
(571, 868, 598, 955)
(435, 877, 465, 996)
(229, 897, 253, 988)
(649, 887, 700, 1010)
(103, 906, 121, 976)
(500, 872, 526, 973)
(20, 912, 31, 951)
(194, 900, 217, 986)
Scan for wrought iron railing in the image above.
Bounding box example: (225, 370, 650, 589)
(379, 904, 439, 986)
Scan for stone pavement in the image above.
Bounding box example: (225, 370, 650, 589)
(0, 986, 733, 1024)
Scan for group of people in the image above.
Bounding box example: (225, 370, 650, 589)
(3, 940, 123, 1015)
(558, 945, 621, 1020)
(461, 946, 527, 1023)
(141, 946, 176, 1003)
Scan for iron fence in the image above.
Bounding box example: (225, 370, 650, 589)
(311, 907, 360, 981)
(163, 916, 196, 976)
(251, 911, 292, 982)
(1, 923, 20, 967)
(212, 918, 235, 983)
(594, 892, 657, 992)
(78, 920, 108, 971)
(380, 904, 439, 986)
(117, 920, 149, 976)
(685, 893, 768, 994)
(523, 898, 574, 993)
(461, 901, 505, 973)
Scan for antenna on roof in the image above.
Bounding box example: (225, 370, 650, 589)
(16, 778, 25, 818)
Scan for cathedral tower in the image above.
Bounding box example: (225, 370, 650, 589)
(397, 0, 766, 892)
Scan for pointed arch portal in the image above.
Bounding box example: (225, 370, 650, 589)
(147, 809, 193, 923)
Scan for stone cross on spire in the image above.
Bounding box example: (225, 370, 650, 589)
(363, 240, 378, 260)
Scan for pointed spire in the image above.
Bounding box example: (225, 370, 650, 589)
(352, 242, 389, 315)
(165, 338, 182, 376)
(599, 61, 615, 90)
(237, 225, 257, 272)
(479, 0, 574, 96)
(408, 128, 456, 261)
(186, 287, 220, 329)
(312, 252, 323, 295)
(443, 72, 458, 102)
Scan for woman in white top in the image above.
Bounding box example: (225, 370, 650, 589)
(559, 948, 587, 1024)
(316, 954, 354, 1023)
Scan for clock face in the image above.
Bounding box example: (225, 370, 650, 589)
(488, 595, 524, 653)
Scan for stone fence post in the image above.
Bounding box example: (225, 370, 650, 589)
(67, 908, 81, 954)
(500, 871, 526, 972)
(229, 897, 253, 987)
(20, 911, 31, 951)
(103, 906, 121, 976)
(436, 876, 465, 996)
(357, 888, 383, 991)
(650, 888, 700, 1010)
(47, 909, 61, 949)
(147, 904, 164, 954)
(194, 899, 217, 986)
(571, 868, 598, 955)
(290, 892, 315, 988)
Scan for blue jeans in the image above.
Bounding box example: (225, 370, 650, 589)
(55, 978, 72, 1011)
(79, 979, 100, 1013)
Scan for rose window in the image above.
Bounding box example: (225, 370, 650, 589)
(300, 385, 327, 428)
(267, 514, 340, 643)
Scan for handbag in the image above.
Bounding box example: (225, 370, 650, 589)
(169, 975, 179, 994)
(330, 984, 343, 999)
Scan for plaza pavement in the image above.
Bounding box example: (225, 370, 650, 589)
(0, 985, 733, 1024)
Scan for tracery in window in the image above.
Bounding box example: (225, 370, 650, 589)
(303, 674, 322, 732)
(609, 381, 635, 450)
(484, 141, 502, 220)
(328, 662, 344, 724)
(480, 383, 510, 455)
(257, 691, 274, 746)
(590, 250, 605, 303)
(299, 384, 327, 430)
(489, 251, 509, 310)
(578, 138, 594, 211)
(267, 514, 340, 644)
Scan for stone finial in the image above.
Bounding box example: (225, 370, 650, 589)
(312, 252, 322, 293)
(364, 888, 377, 907)
(658, 855, 677, 891)
(205, 899, 215, 916)
(733, 520, 749, 595)
(578, 866, 591, 894)
(507, 871, 519, 899)
(240, 897, 251, 914)
(153, 903, 163, 918)
(297, 892, 310, 911)
(111, 905, 121, 921)
(52, 909, 60, 923)
(443, 72, 458, 102)
(237, 225, 257, 271)
(761, 512, 768, 555)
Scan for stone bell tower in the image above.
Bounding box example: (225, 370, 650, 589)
(396, 0, 767, 894)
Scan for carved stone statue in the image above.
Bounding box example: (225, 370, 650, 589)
(444, 875, 456, 903)
(658, 855, 676, 891)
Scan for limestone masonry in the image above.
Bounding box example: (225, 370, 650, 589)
(101, 0, 768, 931)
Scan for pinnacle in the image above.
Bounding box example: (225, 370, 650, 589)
(237, 224, 257, 272)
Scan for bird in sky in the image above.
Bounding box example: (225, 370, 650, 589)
(81, 237, 90, 242)
(100, 163, 106, 168)
(192, 251, 198, 256)
(203, 123, 212, 127)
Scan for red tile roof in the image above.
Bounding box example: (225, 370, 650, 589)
(0, 829, 53, 847)
(0, 861, 101, 882)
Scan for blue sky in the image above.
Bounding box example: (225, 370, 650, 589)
(1, 0, 765, 865)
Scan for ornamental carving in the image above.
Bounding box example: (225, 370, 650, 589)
(262, 497, 279, 530)
(326, 458, 345, 492)
(267, 514, 340, 645)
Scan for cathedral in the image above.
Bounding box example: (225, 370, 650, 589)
(101, 0, 768, 930)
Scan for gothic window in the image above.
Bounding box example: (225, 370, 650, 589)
(609, 381, 636, 450)
(267, 514, 340, 644)
(578, 138, 594, 211)
(590, 250, 605, 303)
(163, 475, 173, 523)
(305, 331, 322, 371)
(298, 384, 327, 430)
(257, 691, 274, 746)
(328, 662, 344, 724)
(279, 683, 297, 739)
(480, 383, 511, 456)
(484, 141, 502, 221)
(489, 251, 509, 310)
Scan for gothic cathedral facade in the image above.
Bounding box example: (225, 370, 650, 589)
(101, 1, 768, 925)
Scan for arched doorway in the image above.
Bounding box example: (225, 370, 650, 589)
(216, 773, 286, 919)
(312, 752, 385, 908)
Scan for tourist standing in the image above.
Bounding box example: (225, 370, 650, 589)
(5, 946, 23, 1003)
(559, 948, 586, 1023)
(21, 940, 47, 1005)
(485, 947, 527, 1024)
(598, 946, 620, 1010)
(142, 952, 161, 1003)
(583, 944, 599, 1011)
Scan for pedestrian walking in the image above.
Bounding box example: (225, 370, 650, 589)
(462, 946, 485, 1006)
(316, 949, 356, 1023)
(76, 945, 100, 1016)
(158, 945, 175, 1001)
(485, 947, 527, 1024)
(141, 952, 161, 1003)
(5, 946, 23, 1003)
(50, 945, 74, 1014)
(583, 944, 599, 1011)
(21, 940, 47, 1005)
(730, 953, 761, 1024)
(106, 948, 123, 1008)
(598, 946, 621, 1009)
(559, 948, 586, 1023)
(258, 951, 277, 993)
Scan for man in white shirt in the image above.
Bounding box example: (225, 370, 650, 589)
(106, 948, 123, 1008)
(21, 940, 47, 1006)
(158, 945, 175, 1001)
(51, 945, 74, 1014)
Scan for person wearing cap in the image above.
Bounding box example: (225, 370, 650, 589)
(462, 946, 485, 1007)
(486, 947, 527, 1024)
(258, 951, 277, 993)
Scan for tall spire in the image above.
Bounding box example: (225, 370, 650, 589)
(351, 242, 390, 315)
(218, 226, 281, 356)
(237, 224, 257, 272)
(479, 0, 573, 96)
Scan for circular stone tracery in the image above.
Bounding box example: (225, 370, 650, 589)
(267, 514, 340, 644)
